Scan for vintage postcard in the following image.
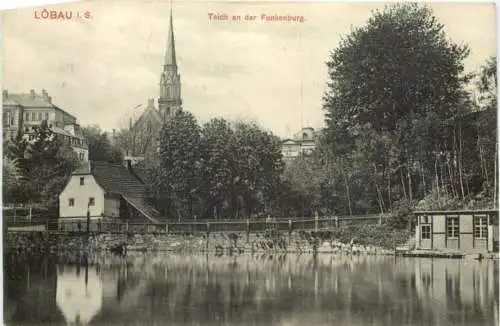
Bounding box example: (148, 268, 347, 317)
(2, 1, 498, 325)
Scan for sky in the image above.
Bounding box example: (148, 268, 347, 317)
(1, 0, 497, 138)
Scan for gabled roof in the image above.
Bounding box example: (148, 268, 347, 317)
(86, 161, 165, 223)
(133, 101, 163, 129)
(90, 161, 146, 197)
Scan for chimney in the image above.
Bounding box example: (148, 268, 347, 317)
(3, 90, 7, 99)
(30, 89, 35, 98)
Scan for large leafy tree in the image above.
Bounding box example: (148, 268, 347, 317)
(4, 120, 78, 208)
(232, 121, 285, 218)
(198, 118, 238, 218)
(146, 111, 202, 219)
(82, 125, 123, 162)
(322, 3, 473, 215)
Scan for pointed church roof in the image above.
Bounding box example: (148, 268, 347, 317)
(165, 10, 177, 67)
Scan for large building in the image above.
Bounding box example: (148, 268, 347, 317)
(281, 127, 318, 162)
(125, 10, 182, 159)
(2, 89, 88, 161)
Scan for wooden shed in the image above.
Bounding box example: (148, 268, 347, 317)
(414, 209, 499, 253)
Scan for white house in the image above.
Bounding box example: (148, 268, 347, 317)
(58, 160, 163, 228)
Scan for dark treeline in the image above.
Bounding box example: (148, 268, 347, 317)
(141, 115, 285, 220)
(312, 4, 497, 218)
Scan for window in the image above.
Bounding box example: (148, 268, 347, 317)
(31, 112, 35, 121)
(421, 225, 431, 239)
(474, 215, 488, 239)
(89, 197, 95, 206)
(446, 216, 460, 238)
(80, 177, 85, 186)
(25, 127, 29, 133)
(38, 112, 42, 121)
(69, 198, 75, 206)
(25, 112, 29, 121)
(45, 112, 49, 120)
(420, 215, 429, 224)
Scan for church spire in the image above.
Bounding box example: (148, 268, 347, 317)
(158, 6, 182, 120)
(164, 10, 177, 68)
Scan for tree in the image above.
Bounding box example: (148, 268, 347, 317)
(199, 118, 238, 219)
(146, 110, 202, 220)
(322, 3, 472, 216)
(4, 120, 79, 207)
(232, 121, 285, 218)
(82, 125, 123, 162)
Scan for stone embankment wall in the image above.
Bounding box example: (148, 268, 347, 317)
(4, 230, 396, 255)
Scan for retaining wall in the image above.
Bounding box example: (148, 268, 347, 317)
(4, 230, 394, 255)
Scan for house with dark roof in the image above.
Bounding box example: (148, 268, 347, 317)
(58, 160, 163, 225)
(3, 89, 88, 161)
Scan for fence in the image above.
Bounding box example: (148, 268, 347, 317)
(5, 215, 386, 234)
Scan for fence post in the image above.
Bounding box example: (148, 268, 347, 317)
(126, 221, 129, 233)
(288, 219, 292, 244)
(206, 222, 210, 252)
(246, 219, 250, 243)
(315, 211, 318, 232)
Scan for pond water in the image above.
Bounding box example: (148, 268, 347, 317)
(4, 252, 499, 326)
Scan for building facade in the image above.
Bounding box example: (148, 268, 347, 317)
(414, 210, 499, 253)
(281, 127, 317, 162)
(3, 89, 88, 161)
(127, 10, 182, 158)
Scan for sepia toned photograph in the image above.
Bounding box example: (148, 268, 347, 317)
(1, 1, 498, 325)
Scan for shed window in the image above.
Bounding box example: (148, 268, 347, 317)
(80, 177, 84, 186)
(446, 216, 459, 238)
(89, 197, 95, 206)
(69, 198, 75, 206)
(421, 225, 431, 239)
(474, 215, 488, 239)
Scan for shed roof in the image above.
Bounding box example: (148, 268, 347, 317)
(414, 209, 499, 215)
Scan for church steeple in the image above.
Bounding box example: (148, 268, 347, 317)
(164, 10, 177, 67)
(159, 8, 182, 120)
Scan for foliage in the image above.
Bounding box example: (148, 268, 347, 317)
(146, 110, 202, 219)
(82, 125, 123, 162)
(3, 121, 78, 206)
(318, 3, 496, 221)
(144, 115, 285, 220)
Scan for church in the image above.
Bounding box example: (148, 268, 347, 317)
(124, 10, 183, 160)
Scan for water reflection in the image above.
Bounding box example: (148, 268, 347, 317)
(4, 253, 498, 326)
